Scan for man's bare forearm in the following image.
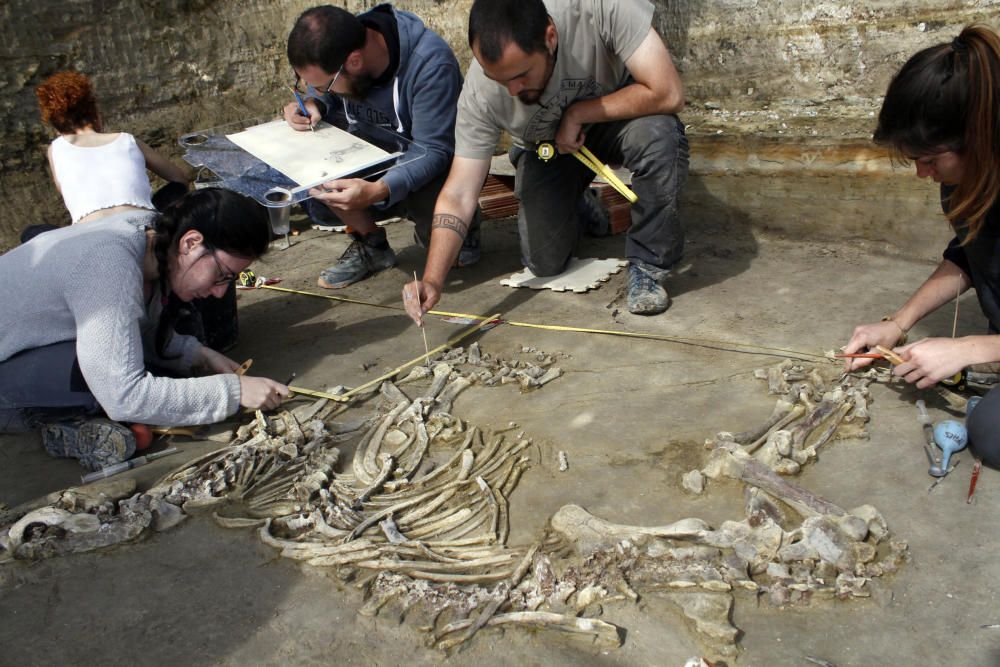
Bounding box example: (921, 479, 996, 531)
(422, 214, 468, 289)
(567, 82, 682, 126)
(420, 156, 490, 292)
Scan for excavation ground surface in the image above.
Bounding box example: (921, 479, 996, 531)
(2, 212, 997, 666)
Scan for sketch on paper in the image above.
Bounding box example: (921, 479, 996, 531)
(226, 119, 399, 191)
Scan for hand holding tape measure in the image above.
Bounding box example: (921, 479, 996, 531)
(535, 142, 638, 203)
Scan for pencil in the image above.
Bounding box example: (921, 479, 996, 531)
(288, 86, 315, 132)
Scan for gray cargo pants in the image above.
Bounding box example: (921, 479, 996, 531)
(510, 114, 689, 276)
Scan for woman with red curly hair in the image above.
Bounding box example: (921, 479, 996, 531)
(34, 72, 244, 352)
(35, 71, 192, 226)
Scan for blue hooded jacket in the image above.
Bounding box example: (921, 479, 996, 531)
(309, 4, 462, 209)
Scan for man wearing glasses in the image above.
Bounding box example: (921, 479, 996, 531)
(284, 4, 481, 289)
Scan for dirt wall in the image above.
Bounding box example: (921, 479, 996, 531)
(1, 1, 997, 252)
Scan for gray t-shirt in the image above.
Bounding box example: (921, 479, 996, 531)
(455, 0, 654, 159)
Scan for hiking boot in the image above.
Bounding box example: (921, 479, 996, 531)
(626, 261, 670, 315)
(318, 229, 397, 289)
(578, 187, 611, 237)
(41, 417, 136, 471)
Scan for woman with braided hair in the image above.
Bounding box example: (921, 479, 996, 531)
(843, 24, 1000, 465)
(0, 189, 289, 470)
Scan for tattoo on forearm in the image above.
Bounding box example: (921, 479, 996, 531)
(432, 213, 469, 240)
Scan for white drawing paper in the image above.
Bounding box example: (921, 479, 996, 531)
(226, 119, 399, 191)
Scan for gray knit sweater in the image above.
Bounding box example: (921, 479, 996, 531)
(0, 212, 240, 426)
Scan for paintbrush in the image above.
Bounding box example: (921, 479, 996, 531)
(414, 271, 430, 366)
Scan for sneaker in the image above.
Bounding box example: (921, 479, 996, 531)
(41, 417, 136, 471)
(626, 262, 670, 315)
(317, 229, 397, 289)
(578, 188, 611, 237)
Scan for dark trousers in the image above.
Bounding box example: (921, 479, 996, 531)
(0, 341, 98, 431)
(510, 114, 689, 276)
(967, 385, 1000, 468)
(179, 282, 239, 352)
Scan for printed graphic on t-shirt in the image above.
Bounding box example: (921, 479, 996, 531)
(522, 77, 603, 142)
(344, 99, 399, 130)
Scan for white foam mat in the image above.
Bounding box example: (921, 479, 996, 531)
(500, 257, 627, 293)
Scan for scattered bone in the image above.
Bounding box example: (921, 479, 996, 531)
(668, 592, 739, 657)
(558, 451, 569, 472)
(432, 377, 472, 415)
(467, 342, 482, 365)
(537, 367, 563, 387)
(0, 350, 902, 658)
(5, 507, 101, 553)
(150, 497, 186, 532)
(682, 470, 705, 495)
(709, 363, 873, 478)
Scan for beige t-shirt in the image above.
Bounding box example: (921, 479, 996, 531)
(455, 0, 654, 159)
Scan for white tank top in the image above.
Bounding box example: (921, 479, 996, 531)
(50, 133, 156, 223)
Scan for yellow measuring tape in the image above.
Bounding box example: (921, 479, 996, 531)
(258, 285, 828, 362)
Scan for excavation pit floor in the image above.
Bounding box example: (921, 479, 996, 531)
(2, 211, 997, 666)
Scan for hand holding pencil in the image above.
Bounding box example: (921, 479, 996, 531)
(283, 87, 320, 132)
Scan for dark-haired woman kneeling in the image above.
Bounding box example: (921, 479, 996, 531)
(0, 189, 290, 470)
(843, 25, 1000, 466)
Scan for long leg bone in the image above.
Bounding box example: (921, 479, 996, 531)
(703, 449, 846, 518)
(435, 611, 623, 649)
(550, 505, 712, 556)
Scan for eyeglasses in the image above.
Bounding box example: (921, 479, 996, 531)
(293, 65, 344, 95)
(208, 251, 239, 286)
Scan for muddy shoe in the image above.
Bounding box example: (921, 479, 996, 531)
(318, 229, 397, 289)
(41, 418, 136, 471)
(626, 262, 670, 315)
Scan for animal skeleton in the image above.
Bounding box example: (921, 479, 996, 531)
(0, 354, 907, 660)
